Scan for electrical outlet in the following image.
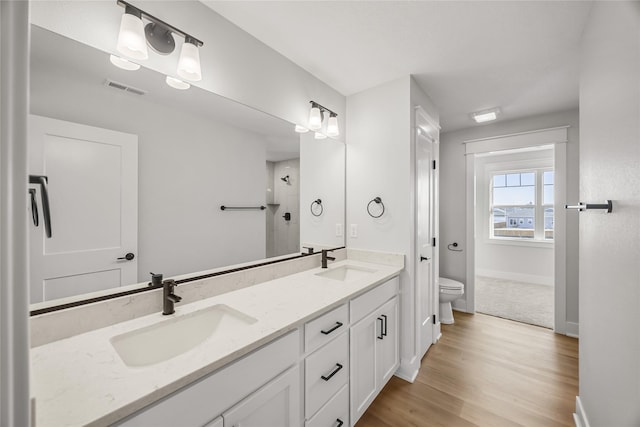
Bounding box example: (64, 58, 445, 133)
(350, 224, 358, 238)
(335, 223, 343, 237)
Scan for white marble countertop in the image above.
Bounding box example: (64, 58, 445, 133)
(31, 258, 402, 427)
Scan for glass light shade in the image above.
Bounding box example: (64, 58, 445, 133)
(294, 124, 309, 133)
(314, 132, 327, 140)
(326, 116, 339, 137)
(177, 41, 202, 81)
(308, 106, 322, 130)
(116, 13, 148, 60)
(165, 76, 190, 90)
(109, 54, 140, 71)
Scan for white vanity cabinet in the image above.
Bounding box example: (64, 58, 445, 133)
(116, 331, 300, 427)
(349, 278, 400, 425)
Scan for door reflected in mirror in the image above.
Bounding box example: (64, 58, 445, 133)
(28, 26, 345, 308)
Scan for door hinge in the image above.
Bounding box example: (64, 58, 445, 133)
(432, 160, 436, 170)
(432, 237, 436, 247)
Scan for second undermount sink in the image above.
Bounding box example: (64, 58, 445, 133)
(316, 265, 377, 282)
(110, 304, 257, 367)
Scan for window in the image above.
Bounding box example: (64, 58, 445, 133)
(490, 169, 554, 241)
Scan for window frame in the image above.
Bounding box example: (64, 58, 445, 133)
(489, 167, 554, 243)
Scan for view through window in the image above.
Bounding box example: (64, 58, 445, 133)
(491, 169, 554, 240)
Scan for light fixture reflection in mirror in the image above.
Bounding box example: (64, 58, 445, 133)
(28, 26, 346, 310)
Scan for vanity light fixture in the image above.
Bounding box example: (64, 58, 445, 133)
(165, 76, 190, 90)
(314, 132, 327, 140)
(294, 124, 309, 133)
(115, 0, 204, 81)
(307, 101, 339, 137)
(471, 107, 500, 123)
(109, 54, 141, 71)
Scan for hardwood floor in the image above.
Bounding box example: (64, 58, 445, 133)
(356, 312, 579, 427)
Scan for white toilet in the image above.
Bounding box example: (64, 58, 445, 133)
(439, 277, 465, 324)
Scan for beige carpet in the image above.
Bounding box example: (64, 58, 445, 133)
(475, 276, 554, 329)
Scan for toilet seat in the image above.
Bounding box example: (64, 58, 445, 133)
(439, 277, 464, 294)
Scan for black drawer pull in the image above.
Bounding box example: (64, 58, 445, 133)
(377, 317, 384, 340)
(321, 363, 343, 381)
(321, 321, 343, 335)
(381, 314, 388, 337)
(336, 419, 344, 427)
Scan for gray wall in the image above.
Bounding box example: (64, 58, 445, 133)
(439, 109, 580, 329)
(578, 2, 640, 425)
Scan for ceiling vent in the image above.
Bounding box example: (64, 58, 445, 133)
(104, 79, 146, 96)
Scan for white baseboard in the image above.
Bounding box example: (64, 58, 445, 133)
(476, 269, 553, 286)
(395, 357, 420, 383)
(566, 322, 579, 338)
(574, 396, 591, 427)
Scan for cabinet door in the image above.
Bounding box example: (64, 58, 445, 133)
(223, 365, 301, 427)
(376, 297, 399, 385)
(349, 310, 379, 425)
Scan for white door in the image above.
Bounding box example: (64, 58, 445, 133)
(416, 128, 435, 359)
(28, 115, 138, 303)
(223, 366, 300, 427)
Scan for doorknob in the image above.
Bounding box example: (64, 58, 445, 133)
(420, 256, 430, 262)
(117, 252, 135, 261)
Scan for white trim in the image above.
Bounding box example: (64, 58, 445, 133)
(574, 396, 591, 427)
(485, 238, 554, 248)
(1, 2, 31, 426)
(553, 142, 568, 335)
(476, 269, 554, 286)
(466, 128, 568, 337)
(464, 126, 569, 153)
(566, 322, 579, 338)
(395, 357, 420, 383)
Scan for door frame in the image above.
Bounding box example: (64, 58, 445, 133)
(464, 126, 568, 334)
(414, 106, 440, 358)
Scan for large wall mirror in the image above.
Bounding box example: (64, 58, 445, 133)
(28, 25, 345, 310)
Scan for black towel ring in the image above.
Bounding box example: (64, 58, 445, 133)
(310, 199, 323, 217)
(367, 197, 385, 218)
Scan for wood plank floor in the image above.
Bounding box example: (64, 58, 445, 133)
(356, 312, 579, 427)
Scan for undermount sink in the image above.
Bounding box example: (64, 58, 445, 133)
(315, 265, 377, 282)
(110, 304, 257, 367)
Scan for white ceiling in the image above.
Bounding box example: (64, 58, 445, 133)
(202, 1, 593, 132)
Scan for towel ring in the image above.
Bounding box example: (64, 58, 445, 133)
(310, 199, 323, 217)
(367, 197, 385, 218)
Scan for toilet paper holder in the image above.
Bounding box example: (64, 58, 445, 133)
(565, 200, 612, 213)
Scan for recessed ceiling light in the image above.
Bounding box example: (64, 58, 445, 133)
(471, 108, 501, 123)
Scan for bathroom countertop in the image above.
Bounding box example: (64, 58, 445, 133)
(31, 258, 403, 427)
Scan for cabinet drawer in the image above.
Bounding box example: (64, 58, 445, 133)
(350, 276, 399, 324)
(305, 384, 348, 427)
(305, 304, 348, 353)
(305, 333, 349, 418)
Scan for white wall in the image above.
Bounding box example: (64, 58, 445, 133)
(475, 150, 554, 285)
(347, 75, 439, 380)
(439, 109, 579, 327)
(31, 62, 269, 282)
(299, 134, 345, 249)
(29, 0, 346, 135)
(577, 2, 640, 425)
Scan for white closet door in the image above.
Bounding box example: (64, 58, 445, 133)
(29, 115, 138, 303)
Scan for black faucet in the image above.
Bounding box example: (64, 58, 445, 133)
(150, 272, 182, 315)
(302, 246, 314, 255)
(321, 249, 335, 269)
